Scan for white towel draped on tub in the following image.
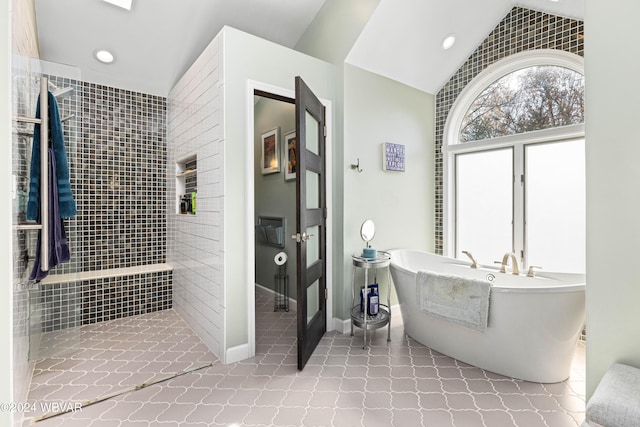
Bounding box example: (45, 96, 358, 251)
(416, 270, 492, 332)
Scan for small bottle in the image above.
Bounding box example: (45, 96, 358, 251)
(368, 286, 379, 316)
(180, 195, 187, 214)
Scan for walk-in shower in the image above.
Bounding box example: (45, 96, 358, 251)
(11, 57, 173, 422)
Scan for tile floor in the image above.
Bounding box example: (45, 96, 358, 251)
(23, 290, 586, 426)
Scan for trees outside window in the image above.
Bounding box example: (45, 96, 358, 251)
(460, 66, 584, 142)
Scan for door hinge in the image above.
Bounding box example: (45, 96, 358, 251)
(324, 288, 328, 300)
(520, 174, 525, 184)
(323, 125, 327, 137)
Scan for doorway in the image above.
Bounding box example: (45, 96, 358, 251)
(247, 81, 333, 368)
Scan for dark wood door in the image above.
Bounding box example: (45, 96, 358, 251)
(294, 76, 327, 370)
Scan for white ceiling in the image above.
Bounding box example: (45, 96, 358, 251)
(34, 0, 584, 97)
(346, 0, 584, 94)
(34, 0, 326, 96)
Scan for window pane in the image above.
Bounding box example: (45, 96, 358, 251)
(525, 140, 585, 273)
(306, 225, 319, 268)
(307, 279, 319, 323)
(460, 66, 584, 142)
(306, 170, 319, 209)
(306, 111, 319, 155)
(456, 148, 513, 266)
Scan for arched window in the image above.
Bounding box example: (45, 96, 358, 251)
(460, 65, 584, 142)
(443, 50, 585, 273)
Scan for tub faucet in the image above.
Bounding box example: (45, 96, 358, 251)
(462, 251, 478, 268)
(527, 265, 542, 277)
(496, 252, 520, 275)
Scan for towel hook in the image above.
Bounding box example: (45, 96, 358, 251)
(351, 158, 363, 173)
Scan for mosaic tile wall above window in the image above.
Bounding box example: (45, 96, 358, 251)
(434, 7, 584, 254)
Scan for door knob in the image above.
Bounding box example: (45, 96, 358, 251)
(291, 232, 314, 243)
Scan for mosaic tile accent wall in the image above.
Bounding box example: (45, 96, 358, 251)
(76, 83, 167, 271)
(36, 271, 173, 332)
(14, 74, 172, 332)
(434, 7, 584, 254)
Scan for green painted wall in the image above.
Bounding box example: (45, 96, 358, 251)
(295, 0, 381, 65)
(342, 64, 435, 318)
(296, 0, 435, 321)
(296, 0, 382, 324)
(253, 96, 297, 300)
(223, 26, 335, 348)
(585, 0, 640, 398)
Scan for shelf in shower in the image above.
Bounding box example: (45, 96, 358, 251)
(39, 263, 173, 286)
(176, 169, 197, 177)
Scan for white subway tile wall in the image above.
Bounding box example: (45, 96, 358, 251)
(168, 33, 225, 359)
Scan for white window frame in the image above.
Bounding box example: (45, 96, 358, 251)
(442, 50, 585, 262)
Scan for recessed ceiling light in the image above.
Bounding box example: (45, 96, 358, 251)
(95, 50, 115, 64)
(103, 0, 133, 10)
(442, 34, 456, 50)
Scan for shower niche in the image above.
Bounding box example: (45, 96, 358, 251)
(176, 155, 197, 215)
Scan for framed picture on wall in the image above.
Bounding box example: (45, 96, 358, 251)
(284, 131, 296, 181)
(261, 127, 280, 175)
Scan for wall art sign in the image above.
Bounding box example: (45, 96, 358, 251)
(383, 142, 405, 172)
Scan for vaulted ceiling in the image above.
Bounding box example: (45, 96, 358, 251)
(34, 0, 584, 96)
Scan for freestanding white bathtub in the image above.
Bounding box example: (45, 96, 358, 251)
(388, 249, 585, 383)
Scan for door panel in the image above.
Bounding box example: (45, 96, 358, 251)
(294, 76, 327, 370)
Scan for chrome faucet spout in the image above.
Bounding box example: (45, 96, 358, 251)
(499, 252, 520, 275)
(462, 251, 478, 268)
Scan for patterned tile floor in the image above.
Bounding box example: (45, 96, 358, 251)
(23, 290, 585, 426)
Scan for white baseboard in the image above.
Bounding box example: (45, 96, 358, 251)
(254, 284, 401, 336)
(255, 282, 298, 311)
(333, 304, 402, 335)
(333, 317, 351, 334)
(225, 343, 250, 364)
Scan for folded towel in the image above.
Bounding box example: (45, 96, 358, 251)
(27, 90, 76, 221)
(416, 270, 492, 332)
(585, 363, 640, 427)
